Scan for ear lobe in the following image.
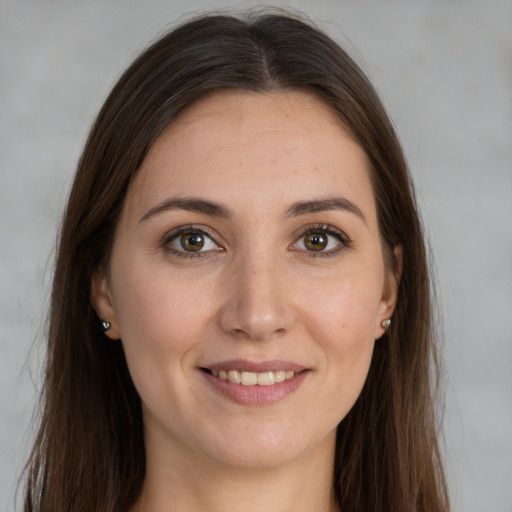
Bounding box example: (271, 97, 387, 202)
(90, 271, 121, 340)
(375, 245, 403, 339)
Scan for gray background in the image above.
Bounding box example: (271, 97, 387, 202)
(1, 0, 511, 510)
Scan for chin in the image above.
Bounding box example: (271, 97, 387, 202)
(199, 419, 335, 470)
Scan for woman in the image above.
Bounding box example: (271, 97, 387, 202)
(23, 11, 450, 512)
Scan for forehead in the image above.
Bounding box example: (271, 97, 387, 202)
(124, 90, 375, 223)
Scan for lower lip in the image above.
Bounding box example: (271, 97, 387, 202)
(200, 370, 309, 405)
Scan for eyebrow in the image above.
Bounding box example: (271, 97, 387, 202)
(284, 197, 366, 224)
(139, 195, 366, 225)
(139, 196, 231, 224)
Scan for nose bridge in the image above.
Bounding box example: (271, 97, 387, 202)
(219, 247, 293, 340)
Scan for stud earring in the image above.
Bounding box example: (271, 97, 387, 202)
(100, 320, 111, 333)
(381, 318, 391, 330)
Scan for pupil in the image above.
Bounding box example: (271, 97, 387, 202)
(305, 233, 327, 251)
(181, 232, 204, 252)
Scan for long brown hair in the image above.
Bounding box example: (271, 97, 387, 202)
(23, 11, 449, 512)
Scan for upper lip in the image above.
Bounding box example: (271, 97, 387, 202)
(204, 359, 307, 373)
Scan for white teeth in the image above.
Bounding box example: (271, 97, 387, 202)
(227, 370, 241, 384)
(241, 371, 258, 385)
(257, 372, 275, 386)
(214, 369, 296, 385)
(274, 371, 286, 382)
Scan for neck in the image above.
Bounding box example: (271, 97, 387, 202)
(132, 430, 339, 512)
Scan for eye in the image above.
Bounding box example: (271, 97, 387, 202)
(163, 227, 221, 256)
(291, 225, 350, 255)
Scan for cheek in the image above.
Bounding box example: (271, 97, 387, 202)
(301, 265, 383, 342)
(109, 264, 222, 435)
(110, 260, 216, 377)
(299, 269, 382, 409)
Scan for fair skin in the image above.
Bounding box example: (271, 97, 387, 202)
(92, 90, 400, 512)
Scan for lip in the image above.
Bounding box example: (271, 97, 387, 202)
(206, 359, 307, 373)
(199, 360, 310, 406)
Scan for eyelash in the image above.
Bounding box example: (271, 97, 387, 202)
(291, 223, 352, 258)
(161, 223, 352, 259)
(161, 225, 222, 259)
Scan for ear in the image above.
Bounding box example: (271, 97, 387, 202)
(91, 270, 121, 340)
(375, 245, 403, 340)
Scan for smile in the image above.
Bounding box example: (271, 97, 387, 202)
(200, 362, 309, 405)
(211, 369, 296, 386)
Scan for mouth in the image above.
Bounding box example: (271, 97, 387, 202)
(201, 368, 298, 386)
(199, 360, 309, 405)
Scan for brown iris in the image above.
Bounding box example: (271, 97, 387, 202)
(180, 231, 204, 252)
(304, 232, 327, 251)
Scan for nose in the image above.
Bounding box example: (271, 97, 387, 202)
(218, 254, 295, 341)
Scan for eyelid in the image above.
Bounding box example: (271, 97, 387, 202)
(290, 223, 352, 255)
(161, 224, 224, 257)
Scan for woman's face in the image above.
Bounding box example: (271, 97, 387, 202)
(92, 91, 399, 469)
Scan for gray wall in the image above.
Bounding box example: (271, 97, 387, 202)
(1, 1, 511, 510)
